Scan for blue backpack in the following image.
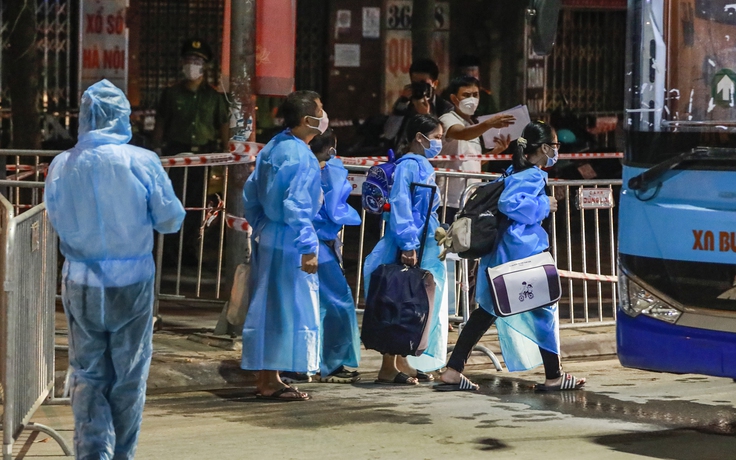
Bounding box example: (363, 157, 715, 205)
(361, 149, 397, 214)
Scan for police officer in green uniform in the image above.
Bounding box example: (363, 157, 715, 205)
(153, 38, 230, 265)
(154, 38, 230, 155)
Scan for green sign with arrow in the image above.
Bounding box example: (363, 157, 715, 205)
(712, 69, 736, 108)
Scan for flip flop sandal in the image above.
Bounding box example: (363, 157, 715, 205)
(535, 372, 586, 392)
(415, 371, 435, 382)
(374, 371, 419, 386)
(256, 386, 311, 401)
(433, 374, 479, 392)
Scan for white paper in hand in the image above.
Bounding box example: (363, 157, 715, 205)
(477, 105, 532, 149)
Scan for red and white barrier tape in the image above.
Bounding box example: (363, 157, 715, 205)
(558, 269, 618, 283)
(225, 213, 252, 234)
(340, 152, 622, 164)
(161, 152, 257, 167)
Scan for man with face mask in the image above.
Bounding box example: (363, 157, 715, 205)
(441, 55, 498, 117)
(153, 38, 230, 264)
(240, 91, 327, 401)
(153, 38, 229, 156)
(437, 75, 516, 221)
(384, 59, 454, 150)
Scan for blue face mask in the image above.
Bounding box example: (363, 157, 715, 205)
(421, 133, 442, 159)
(546, 147, 559, 167)
(328, 147, 337, 160)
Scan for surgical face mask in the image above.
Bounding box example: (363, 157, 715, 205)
(328, 146, 337, 160)
(420, 133, 442, 159)
(546, 147, 559, 167)
(458, 96, 479, 116)
(183, 63, 203, 80)
(306, 111, 329, 134)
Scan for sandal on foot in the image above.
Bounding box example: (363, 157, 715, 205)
(414, 370, 435, 382)
(256, 386, 311, 401)
(321, 367, 361, 384)
(433, 374, 479, 392)
(374, 372, 419, 386)
(535, 372, 586, 391)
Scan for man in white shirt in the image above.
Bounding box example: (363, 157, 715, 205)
(438, 75, 515, 222)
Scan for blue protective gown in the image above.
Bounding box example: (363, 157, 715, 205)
(476, 166, 560, 372)
(314, 158, 362, 375)
(241, 130, 323, 373)
(363, 153, 448, 371)
(45, 79, 185, 460)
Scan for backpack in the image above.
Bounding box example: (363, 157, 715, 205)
(437, 175, 509, 260)
(361, 149, 397, 214)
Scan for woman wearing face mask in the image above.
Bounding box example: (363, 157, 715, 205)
(436, 121, 587, 392)
(363, 114, 449, 385)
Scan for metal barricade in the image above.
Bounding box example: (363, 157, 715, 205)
(343, 165, 621, 328)
(0, 148, 619, 329)
(0, 197, 72, 459)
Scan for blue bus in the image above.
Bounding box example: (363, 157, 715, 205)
(617, 0, 736, 378)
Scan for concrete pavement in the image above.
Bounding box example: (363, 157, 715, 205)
(15, 357, 736, 460)
(54, 302, 617, 395)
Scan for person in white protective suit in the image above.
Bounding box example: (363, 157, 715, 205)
(363, 114, 449, 385)
(45, 79, 185, 459)
(241, 91, 327, 401)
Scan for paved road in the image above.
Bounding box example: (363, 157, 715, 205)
(16, 357, 736, 459)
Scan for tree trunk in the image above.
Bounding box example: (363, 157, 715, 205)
(411, 0, 435, 61)
(6, 0, 41, 149)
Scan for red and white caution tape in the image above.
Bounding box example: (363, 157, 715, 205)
(225, 213, 252, 234)
(161, 152, 257, 167)
(340, 152, 622, 164)
(558, 269, 618, 283)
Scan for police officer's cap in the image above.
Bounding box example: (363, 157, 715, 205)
(181, 38, 213, 62)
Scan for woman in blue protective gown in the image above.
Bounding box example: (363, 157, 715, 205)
(311, 129, 363, 383)
(363, 114, 449, 385)
(241, 91, 327, 401)
(437, 121, 587, 392)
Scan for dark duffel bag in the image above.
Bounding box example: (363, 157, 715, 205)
(361, 183, 437, 357)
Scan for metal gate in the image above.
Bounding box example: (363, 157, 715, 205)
(0, 197, 71, 459)
(0, 0, 76, 147)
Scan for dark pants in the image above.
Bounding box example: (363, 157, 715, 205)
(447, 307, 562, 380)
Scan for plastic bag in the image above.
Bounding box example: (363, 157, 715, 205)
(226, 263, 251, 326)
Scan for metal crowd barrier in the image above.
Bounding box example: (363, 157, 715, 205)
(0, 149, 620, 329)
(0, 197, 72, 459)
(343, 165, 621, 328)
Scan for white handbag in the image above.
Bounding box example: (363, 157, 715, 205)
(486, 252, 561, 317)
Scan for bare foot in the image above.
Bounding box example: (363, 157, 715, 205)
(440, 368, 463, 385)
(544, 375, 586, 388)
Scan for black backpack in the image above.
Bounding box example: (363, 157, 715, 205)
(439, 176, 509, 260)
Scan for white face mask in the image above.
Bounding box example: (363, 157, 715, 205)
(306, 110, 329, 134)
(458, 96, 479, 116)
(546, 147, 559, 167)
(183, 63, 203, 81)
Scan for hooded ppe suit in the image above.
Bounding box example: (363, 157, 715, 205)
(363, 153, 448, 371)
(475, 166, 560, 372)
(45, 79, 185, 460)
(313, 157, 362, 376)
(241, 130, 323, 373)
